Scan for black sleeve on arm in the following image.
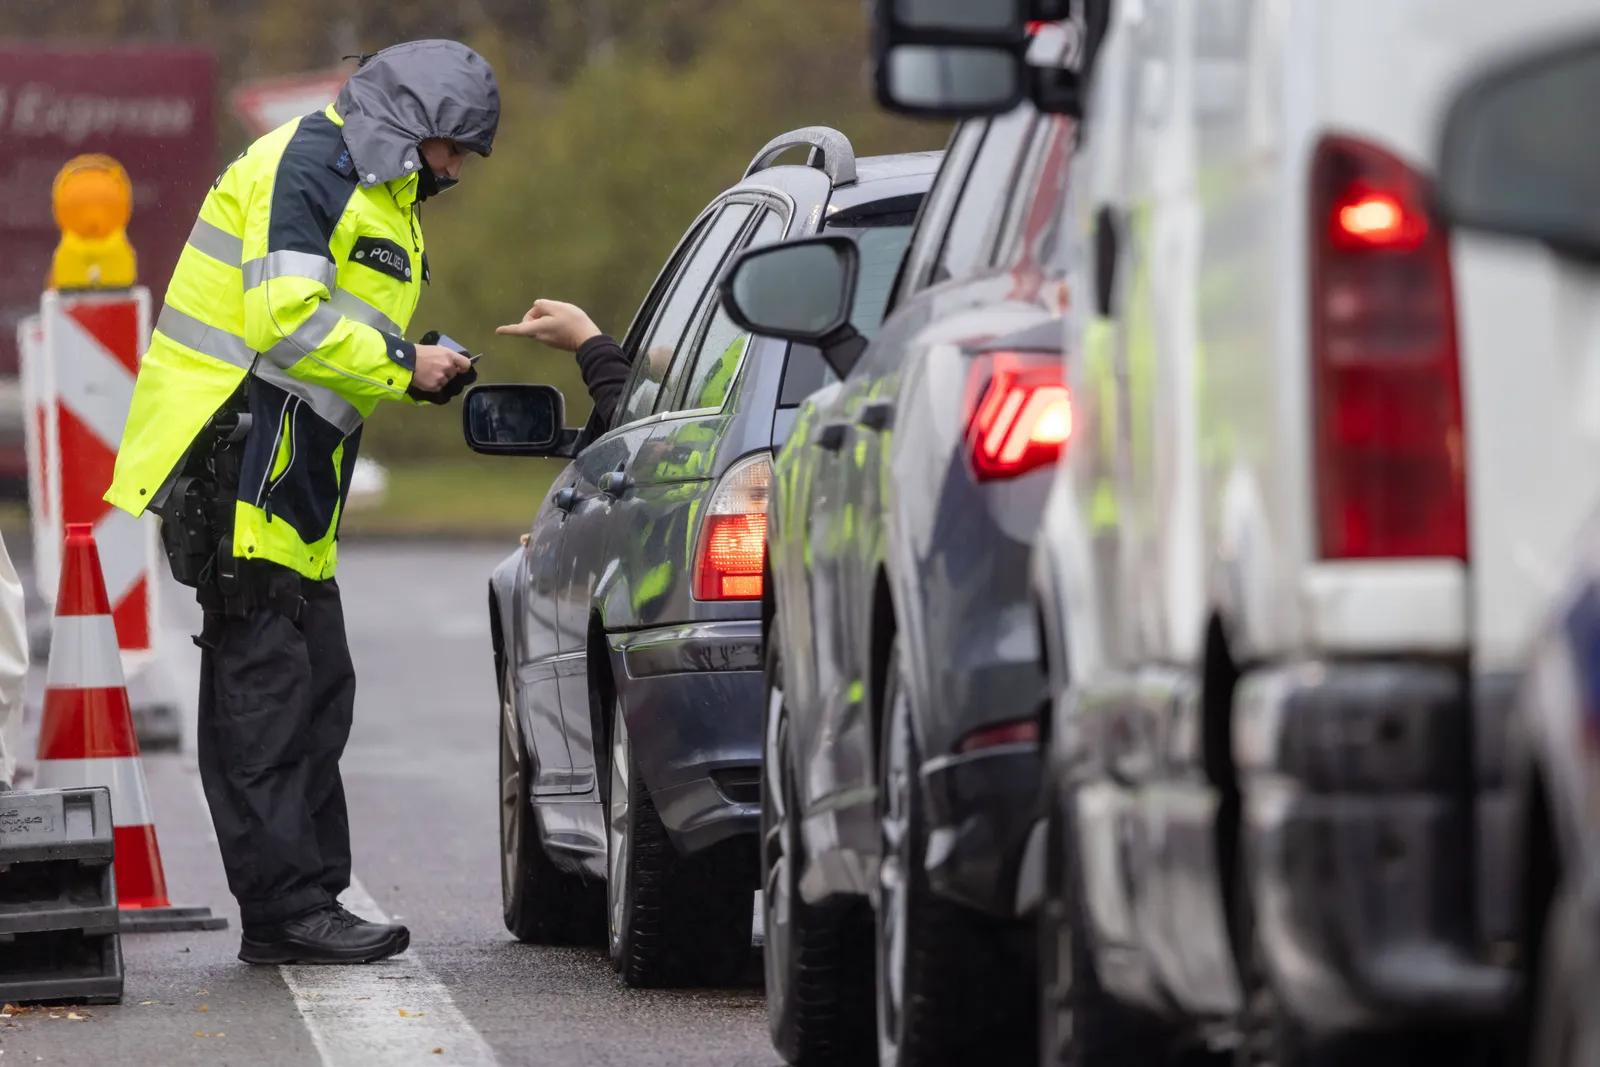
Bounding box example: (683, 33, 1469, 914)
(575, 334, 634, 430)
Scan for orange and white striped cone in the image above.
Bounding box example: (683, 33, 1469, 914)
(34, 524, 224, 933)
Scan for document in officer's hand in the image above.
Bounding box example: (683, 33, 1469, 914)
(420, 329, 483, 363)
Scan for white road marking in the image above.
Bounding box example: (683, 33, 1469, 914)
(189, 773, 497, 1065)
(281, 877, 499, 1066)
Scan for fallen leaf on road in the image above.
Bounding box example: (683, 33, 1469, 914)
(397, 1009, 425, 1018)
(139, 1001, 155, 1006)
(65, 1013, 85, 1021)
(197, 1005, 209, 1014)
(432, 1049, 443, 1055)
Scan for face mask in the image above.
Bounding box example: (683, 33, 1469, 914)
(417, 165, 458, 202)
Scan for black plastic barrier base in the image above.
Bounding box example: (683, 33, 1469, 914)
(0, 788, 124, 1004)
(120, 905, 227, 933)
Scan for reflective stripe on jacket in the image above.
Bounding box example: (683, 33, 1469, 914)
(106, 104, 424, 579)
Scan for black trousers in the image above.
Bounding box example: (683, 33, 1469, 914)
(195, 575, 355, 929)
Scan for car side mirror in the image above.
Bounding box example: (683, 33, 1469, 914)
(720, 235, 868, 378)
(872, 0, 1081, 118)
(1436, 36, 1600, 261)
(462, 384, 573, 457)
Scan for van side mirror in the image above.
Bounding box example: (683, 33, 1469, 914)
(872, 0, 1082, 118)
(1436, 36, 1600, 260)
(463, 384, 574, 457)
(720, 236, 868, 379)
(878, 44, 1030, 118)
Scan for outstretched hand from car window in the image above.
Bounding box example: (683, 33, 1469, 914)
(496, 299, 602, 352)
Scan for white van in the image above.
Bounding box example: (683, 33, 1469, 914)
(1032, 0, 1600, 1061)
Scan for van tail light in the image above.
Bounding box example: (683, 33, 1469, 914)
(1311, 135, 1467, 560)
(967, 354, 1072, 481)
(693, 452, 771, 601)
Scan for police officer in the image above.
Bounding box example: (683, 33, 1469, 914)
(105, 40, 498, 965)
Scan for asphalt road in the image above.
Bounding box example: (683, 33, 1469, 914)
(1, 541, 773, 1066)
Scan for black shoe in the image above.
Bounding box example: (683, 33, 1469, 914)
(331, 903, 410, 944)
(239, 906, 410, 965)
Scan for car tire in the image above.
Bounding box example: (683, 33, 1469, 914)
(874, 640, 1033, 1066)
(606, 693, 753, 988)
(499, 656, 603, 945)
(1528, 882, 1600, 1067)
(1038, 779, 1181, 1066)
(762, 627, 875, 1065)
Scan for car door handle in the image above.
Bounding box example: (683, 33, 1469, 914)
(554, 486, 581, 513)
(857, 401, 894, 432)
(598, 470, 631, 498)
(815, 422, 849, 452)
(1094, 204, 1120, 318)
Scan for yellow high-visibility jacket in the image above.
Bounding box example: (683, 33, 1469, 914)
(106, 105, 428, 579)
(111, 38, 497, 579)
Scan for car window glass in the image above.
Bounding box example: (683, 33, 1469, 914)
(897, 120, 987, 304)
(615, 203, 755, 426)
(675, 210, 787, 412)
(780, 212, 919, 405)
(931, 106, 1037, 285)
(990, 116, 1058, 267)
(847, 218, 918, 339)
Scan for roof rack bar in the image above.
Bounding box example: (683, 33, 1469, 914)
(744, 126, 858, 186)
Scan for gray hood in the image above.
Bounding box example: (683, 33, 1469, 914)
(335, 39, 499, 188)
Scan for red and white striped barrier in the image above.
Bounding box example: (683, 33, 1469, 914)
(31, 288, 159, 657)
(16, 313, 54, 587)
(33, 524, 221, 932)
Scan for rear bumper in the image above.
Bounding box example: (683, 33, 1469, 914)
(1234, 661, 1515, 1033)
(921, 742, 1042, 918)
(612, 620, 763, 857)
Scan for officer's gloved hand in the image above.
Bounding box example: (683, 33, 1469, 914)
(410, 329, 478, 405)
(407, 365, 478, 405)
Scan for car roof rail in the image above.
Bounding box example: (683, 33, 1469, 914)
(744, 126, 857, 186)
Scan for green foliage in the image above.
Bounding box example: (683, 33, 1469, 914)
(371, 0, 944, 460)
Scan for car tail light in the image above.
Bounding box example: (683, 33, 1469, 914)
(967, 354, 1072, 481)
(956, 717, 1041, 754)
(1311, 135, 1466, 560)
(693, 452, 771, 601)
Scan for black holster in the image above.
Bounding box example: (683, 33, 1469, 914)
(159, 401, 247, 587)
(159, 394, 299, 621)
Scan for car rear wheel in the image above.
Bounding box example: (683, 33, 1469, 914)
(1038, 780, 1181, 1065)
(499, 656, 603, 944)
(874, 640, 1033, 1066)
(1529, 884, 1600, 1067)
(606, 694, 753, 987)
(763, 628, 874, 1065)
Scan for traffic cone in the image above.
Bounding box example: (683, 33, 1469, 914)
(34, 524, 225, 933)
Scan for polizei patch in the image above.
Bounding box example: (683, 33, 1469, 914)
(350, 236, 413, 282)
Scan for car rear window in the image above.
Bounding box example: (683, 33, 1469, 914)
(779, 210, 918, 407)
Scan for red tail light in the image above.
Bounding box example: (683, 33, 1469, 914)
(956, 717, 1041, 754)
(1311, 135, 1466, 560)
(693, 452, 771, 601)
(967, 355, 1072, 481)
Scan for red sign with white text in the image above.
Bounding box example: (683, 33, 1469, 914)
(0, 46, 217, 388)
